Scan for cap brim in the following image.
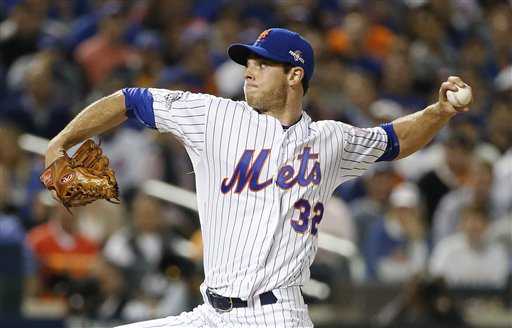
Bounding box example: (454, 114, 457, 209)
(228, 43, 287, 66)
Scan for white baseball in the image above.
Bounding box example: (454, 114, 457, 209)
(446, 84, 472, 107)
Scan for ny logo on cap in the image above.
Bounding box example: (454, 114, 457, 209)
(289, 50, 305, 64)
(257, 29, 271, 42)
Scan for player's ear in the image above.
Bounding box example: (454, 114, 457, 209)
(289, 67, 304, 85)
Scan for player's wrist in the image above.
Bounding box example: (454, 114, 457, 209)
(429, 102, 457, 119)
(46, 141, 66, 166)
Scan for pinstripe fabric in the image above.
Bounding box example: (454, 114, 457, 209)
(115, 285, 312, 328)
(126, 88, 388, 326)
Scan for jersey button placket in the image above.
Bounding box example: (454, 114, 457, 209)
(280, 132, 290, 163)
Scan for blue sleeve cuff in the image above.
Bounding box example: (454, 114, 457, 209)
(376, 123, 400, 162)
(122, 88, 156, 129)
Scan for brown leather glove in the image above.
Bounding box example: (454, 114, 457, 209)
(40, 139, 120, 209)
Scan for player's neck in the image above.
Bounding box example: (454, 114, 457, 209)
(272, 109, 302, 127)
(273, 92, 303, 126)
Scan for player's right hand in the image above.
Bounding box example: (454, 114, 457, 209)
(437, 76, 472, 116)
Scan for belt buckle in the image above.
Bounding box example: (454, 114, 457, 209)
(208, 289, 234, 313)
(217, 296, 233, 313)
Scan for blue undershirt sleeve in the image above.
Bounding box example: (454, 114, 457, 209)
(122, 88, 156, 129)
(376, 123, 400, 162)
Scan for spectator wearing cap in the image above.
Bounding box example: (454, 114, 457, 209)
(131, 30, 166, 88)
(364, 183, 429, 283)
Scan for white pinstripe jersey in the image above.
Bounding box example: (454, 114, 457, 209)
(131, 88, 388, 300)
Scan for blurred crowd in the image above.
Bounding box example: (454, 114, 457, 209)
(0, 0, 510, 327)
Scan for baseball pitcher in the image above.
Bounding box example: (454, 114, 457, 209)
(43, 28, 472, 327)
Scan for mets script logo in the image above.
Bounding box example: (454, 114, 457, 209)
(60, 173, 74, 184)
(221, 147, 321, 193)
(257, 29, 271, 42)
(289, 50, 305, 64)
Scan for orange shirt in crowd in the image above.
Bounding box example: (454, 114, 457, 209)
(74, 35, 135, 87)
(327, 25, 395, 60)
(26, 221, 98, 298)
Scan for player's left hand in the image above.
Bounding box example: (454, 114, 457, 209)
(437, 76, 472, 116)
(40, 139, 120, 209)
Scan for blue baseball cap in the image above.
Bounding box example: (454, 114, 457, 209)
(228, 28, 314, 82)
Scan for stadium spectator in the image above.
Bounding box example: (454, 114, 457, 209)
(0, 55, 73, 138)
(433, 158, 500, 244)
(0, 125, 44, 228)
(6, 34, 84, 106)
(102, 192, 195, 322)
(0, 1, 44, 68)
(347, 163, 399, 249)
(81, 257, 131, 326)
(130, 30, 166, 88)
(429, 205, 508, 289)
(364, 183, 428, 283)
(97, 125, 164, 197)
(340, 69, 379, 127)
(0, 164, 38, 313)
(374, 274, 471, 328)
(417, 131, 474, 226)
(25, 205, 99, 302)
(492, 147, 512, 221)
(486, 99, 512, 156)
(74, 1, 136, 88)
(407, 5, 456, 95)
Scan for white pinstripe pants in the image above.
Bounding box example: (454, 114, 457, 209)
(115, 284, 313, 328)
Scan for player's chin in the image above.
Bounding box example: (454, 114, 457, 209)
(246, 98, 266, 113)
(245, 88, 256, 99)
(245, 94, 258, 107)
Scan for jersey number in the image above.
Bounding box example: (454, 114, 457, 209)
(291, 199, 324, 235)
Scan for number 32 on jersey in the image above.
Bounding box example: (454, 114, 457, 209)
(221, 147, 324, 236)
(292, 199, 324, 236)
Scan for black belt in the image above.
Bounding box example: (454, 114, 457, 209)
(206, 288, 278, 312)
